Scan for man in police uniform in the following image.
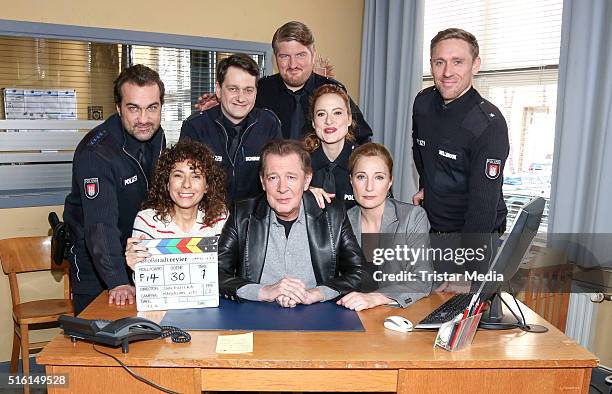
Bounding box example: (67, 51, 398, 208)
(196, 21, 372, 144)
(64, 65, 166, 314)
(180, 53, 282, 202)
(411, 28, 509, 282)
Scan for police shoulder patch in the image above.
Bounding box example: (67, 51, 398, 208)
(485, 159, 502, 180)
(84, 178, 100, 199)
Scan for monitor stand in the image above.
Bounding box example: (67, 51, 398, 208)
(479, 293, 548, 333)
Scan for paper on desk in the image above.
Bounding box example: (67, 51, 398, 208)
(216, 332, 253, 354)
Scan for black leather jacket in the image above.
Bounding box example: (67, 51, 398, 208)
(218, 191, 367, 300)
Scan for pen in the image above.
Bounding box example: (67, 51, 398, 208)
(462, 293, 476, 317)
(467, 302, 476, 317)
(468, 293, 479, 309)
(469, 296, 481, 316)
(461, 307, 470, 321)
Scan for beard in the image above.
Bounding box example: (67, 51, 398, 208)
(282, 69, 311, 88)
(126, 122, 158, 141)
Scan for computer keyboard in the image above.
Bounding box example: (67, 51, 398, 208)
(415, 293, 474, 329)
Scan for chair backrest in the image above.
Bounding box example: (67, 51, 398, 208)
(523, 264, 573, 332)
(0, 236, 53, 274)
(0, 236, 70, 306)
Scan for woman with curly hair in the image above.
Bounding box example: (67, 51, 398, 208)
(125, 140, 228, 269)
(304, 84, 358, 209)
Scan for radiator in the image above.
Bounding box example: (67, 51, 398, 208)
(565, 292, 596, 348)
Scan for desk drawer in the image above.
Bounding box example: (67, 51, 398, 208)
(201, 369, 398, 392)
(398, 368, 592, 394)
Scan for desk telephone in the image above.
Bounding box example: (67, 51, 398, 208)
(59, 315, 190, 353)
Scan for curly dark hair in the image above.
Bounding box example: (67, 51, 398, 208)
(142, 140, 227, 227)
(304, 84, 356, 152)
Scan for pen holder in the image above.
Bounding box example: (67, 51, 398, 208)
(434, 312, 482, 352)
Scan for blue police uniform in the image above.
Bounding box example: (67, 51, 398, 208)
(412, 86, 508, 280)
(310, 141, 357, 209)
(63, 113, 165, 313)
(412, 86, 508, 233)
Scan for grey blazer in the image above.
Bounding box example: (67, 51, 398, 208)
(347, 198, 433, 307)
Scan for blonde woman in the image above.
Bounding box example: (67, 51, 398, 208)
(338, 143, 433, 311)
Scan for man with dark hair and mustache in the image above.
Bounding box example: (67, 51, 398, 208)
(64, 64, 166, 314)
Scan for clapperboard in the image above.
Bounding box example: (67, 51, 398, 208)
(134, 237, 219, 311)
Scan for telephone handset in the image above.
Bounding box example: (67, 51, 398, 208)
(59, 315, 180, 353)
(97, 317, 162, 337)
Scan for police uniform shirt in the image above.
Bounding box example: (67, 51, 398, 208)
(256, 72, 373, 144)
(310, 141, 356, 209)
(412, 87, 509, 233)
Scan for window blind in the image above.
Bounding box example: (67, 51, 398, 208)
(423, 0, 562, 74)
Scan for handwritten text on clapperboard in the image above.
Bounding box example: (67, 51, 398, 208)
(135, 237, 219, 311)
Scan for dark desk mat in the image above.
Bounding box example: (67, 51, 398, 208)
(160, 298, 364, 331)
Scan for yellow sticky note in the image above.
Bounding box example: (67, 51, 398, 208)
(215, 332, 254, 354)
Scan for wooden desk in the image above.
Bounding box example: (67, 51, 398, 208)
(37, 293, 597, 394)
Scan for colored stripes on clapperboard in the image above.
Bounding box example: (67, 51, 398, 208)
(140, 237, 218, 255)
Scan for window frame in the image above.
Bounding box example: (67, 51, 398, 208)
(0, 19, 272, 208)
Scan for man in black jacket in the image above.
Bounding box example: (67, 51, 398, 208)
(64, 65, 166, 313)
(218, 140, 366, 307)
(180, 54, 282, 202)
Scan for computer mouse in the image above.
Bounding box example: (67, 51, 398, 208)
(384, 316, 413, 332)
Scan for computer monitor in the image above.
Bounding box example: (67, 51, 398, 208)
(476, 197, 546, 330)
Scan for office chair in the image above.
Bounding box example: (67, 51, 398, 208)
(0, 236, 73, 377)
